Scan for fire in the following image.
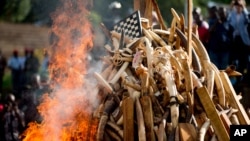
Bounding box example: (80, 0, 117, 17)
(22, 0, 98, 140)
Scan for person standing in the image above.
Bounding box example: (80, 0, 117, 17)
(24, 49, 40, 89)
(1, 94, 25, 141)
(19, 48, 29, 91)
(192, 7, 210, 49)
(0, 50, 7, 93)
(228, 0, 250, 89)
(208, 7, 234, 70)
(7, 50, 22, 96)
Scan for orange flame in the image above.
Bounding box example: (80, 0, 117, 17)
(22, 0, 98, 140)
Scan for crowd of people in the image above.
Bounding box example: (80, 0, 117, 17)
(193, 0, 250, 93)
(0, 48, 49, 141)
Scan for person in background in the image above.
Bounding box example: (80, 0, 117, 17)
(34, 48, 50, 94)
(0, 93, 4, 140)
(208, 6, 234, 70)
(19, 48, 29, 91)
(41, 49, 49, 74)
(227, 0, 250, 90)
(0, 49, 7, 93)
(0, 93, 25, 141)
(7, 50, 22, 96)
(192, 7, 210, 49)
(24, 49, 40, 89)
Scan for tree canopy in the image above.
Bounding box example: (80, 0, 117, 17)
(0, 0, 234, 26)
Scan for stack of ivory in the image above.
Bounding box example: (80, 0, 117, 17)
(93, 8, 250, 141)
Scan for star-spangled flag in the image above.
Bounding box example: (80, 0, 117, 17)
(112, 10, 142, 39)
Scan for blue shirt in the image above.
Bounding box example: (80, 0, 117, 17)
(228, 8, 250, 46)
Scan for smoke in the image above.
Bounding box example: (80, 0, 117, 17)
(23, 0, 101, 140)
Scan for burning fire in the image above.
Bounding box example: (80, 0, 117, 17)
(22, 0, 99, 140)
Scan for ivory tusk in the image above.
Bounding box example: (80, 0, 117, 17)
(111, 30, 132, 44)
(101, 64, 114, 80)
(107, 121, 123, 138)
(205, 70, 215, 99)
(109, 62, 129, 84)
(94, 72, 113, 93)
(209, 63, 226, 107)
(230, 114, 240, 125)
(227, 108, 238, 118)
(147, 29, 168, 47)
(198, 118, 211, 141)
(135, 97, 146, 141)
(170, 8, 181, 26)
(144, 37, 154, 75)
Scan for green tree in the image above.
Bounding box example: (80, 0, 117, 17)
(0, 0, 31, 22)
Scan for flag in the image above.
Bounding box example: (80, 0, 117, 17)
(112, 10, 142, 39)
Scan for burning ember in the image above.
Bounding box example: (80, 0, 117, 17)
(23, 0, 98, 140)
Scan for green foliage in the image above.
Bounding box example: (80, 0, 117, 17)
(89, 11, 102, 27)
(1, 0, 31, 22)
(0, 0, 234, 25)
(2, 71, 12, 93)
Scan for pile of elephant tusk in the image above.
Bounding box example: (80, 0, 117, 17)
(93, 8, 250, 141)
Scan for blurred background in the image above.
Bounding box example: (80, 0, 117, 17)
(0, 0, 244, 94)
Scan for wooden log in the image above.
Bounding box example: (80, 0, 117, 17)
(219, 72, 250, 124)
(123, 97, 134, 141)
(196, 87, 229, 141)
(140, 96, 156, 141)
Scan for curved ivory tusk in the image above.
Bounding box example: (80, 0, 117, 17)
(109, 62, 129, 84)
(164, 73, 179, 128)
(101, 64, 114, 80)
(147, 29, 168, 47)
(191, 71, 202, 89)
(191, 48, 202, 73)
(192, 33, 210, 61)
(94, 72, 113, 93)
(142, 28, 153, 41)
(170, 8, 181, 26)
(230, 114, 240, 125)
(206, 70, 215, 99)
(169, 18, 177, 44)
(209, 63, 226, 107)
(144, 37, 154, 76)
(198, 118, 211, 141)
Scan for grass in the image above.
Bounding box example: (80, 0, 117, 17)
(2, 71, 11, 90)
